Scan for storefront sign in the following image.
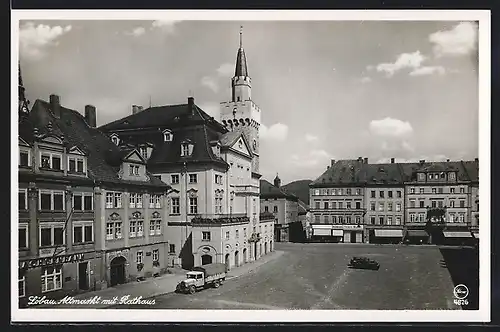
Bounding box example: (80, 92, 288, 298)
(332, 225, 364, 230)
(19, 253, 85, 270)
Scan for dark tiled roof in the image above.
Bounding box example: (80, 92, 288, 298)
(462, 160, 479, 183)
(260, 179, 299, 201)
(310, 159, 363, 186)
(24, 99, 169, 189)
(359, 163, 404, 185)
(399, 161, 470, 182)
(220, 131, 241, 147)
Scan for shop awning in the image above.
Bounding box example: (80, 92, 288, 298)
(375, 229, 404, 237)
(313, 228, 332, 236)
(332, 229, 343, 236)
(443, 231, 472, 238)
(406, 230, 428, 237)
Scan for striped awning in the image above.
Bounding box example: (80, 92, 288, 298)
(443, 231, 472, 238)
(332, 229, 343, 236)
(374, 229, 403, 237)
(406, 230, 428, 237)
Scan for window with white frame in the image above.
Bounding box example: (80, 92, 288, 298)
(105, 192, 122, 208)
(171, 174, 179, 184)
(378, 203, 384, 212)
(458, 214, 465, 223)
(19, 149, 30, 167)
(39, 223, 65, 247)
(395, 216, 402, 225)
(139, 146, 148, 160)
(73, 221, 93, 244)
(39, 190, 65, 211)
(111, 135, 120, 146)
(129, 212, 144, 238)
(19, 275, 25, 297)
(136, 251, 143, 264)
(129, 165, 140, 176)
(202, 231, 211, 241)
(387, 202, 393, 212)
(68, 156, 85, 173)
(189, 197, 198, 214)
(387, 216, 393, 225)
(215, 174, 223, 184)
(395, 203, 402, 212)
(410, 187, 415, 194)
(149, 194, 161, 209)
(460, 187, 465, 194)
(171, 197, 180, 214)
(40, 152, 62, 170)
(235, 229, 239, 238)
(41, 265, 62, 292)
(19, 224, 28, 249)
(153, 249, 159, 262)
(189, 174, 198, 183)
(181, 144, 190, 157)
(129, 193, 143, 209)
(150, 212, 162, 236)
(225, 231, 230, 240)
(106, 214, 122, 240)
(163, 130, 172, 142)
(19, 189, 28, 210)
(73, 193, 93, 211)
(409, 213, 416, 222)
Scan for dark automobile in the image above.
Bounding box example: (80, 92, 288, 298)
(348, 256, 380, 270)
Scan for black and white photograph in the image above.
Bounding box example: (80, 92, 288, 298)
(12, 10, 491, 323)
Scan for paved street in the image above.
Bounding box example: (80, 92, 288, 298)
(111, 243, 478, 310)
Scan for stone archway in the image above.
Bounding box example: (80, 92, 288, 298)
(243, 248, 247, 264)
(201, 254, 212, 265)
(234, 251, 239, 267)
(110, 256, 126, 286)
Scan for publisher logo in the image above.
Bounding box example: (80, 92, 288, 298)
(453, 284, 469, 300)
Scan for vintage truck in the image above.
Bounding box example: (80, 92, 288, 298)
(176, 263, 226, 294)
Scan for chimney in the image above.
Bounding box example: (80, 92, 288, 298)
(391, 158, 395, 164)
(475, 158, 479, 163)
(331, 159, 336, 167)
(419, 159, 425, 164)
(364, 157, 368, 164)
(358, 156, 363, 162)
(188, 96, 195, 116)
(138, 106, 143, 112)
(327, 165, 330, 170)
(446, 159, 450, 162)
(132, 105, 139, 114)
(49, 94, 61, 118)
(85, 105, 97, 128)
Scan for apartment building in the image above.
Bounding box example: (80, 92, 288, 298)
(18, 90, 171, 306)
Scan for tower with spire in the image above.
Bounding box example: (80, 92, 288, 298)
(220, 26, 262, 176)
(18, 62, 30, 115)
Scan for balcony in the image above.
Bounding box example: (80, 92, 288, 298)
(191, 213, 249, 225)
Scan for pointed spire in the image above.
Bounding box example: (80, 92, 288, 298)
(18, 62, 29, 114)
(234, 26, 249, 77)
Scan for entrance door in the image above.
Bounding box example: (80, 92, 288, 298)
(350, 231, 356, 243)
(243, 248, 247, 263)
(78, 262, 89, 290)
(264, 242, 268, 255)
(110, 256, 126, 287)
(201, 254, 212, 265)
(225, 253, 230, 272)
(234, 251, 239, 267)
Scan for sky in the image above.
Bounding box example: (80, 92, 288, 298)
(18, 19, 479, 185)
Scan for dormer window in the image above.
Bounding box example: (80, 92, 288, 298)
(139, 146, 148, 160)
(68, 156, 85, 173)
(180, 140, 193, 157)
(19, 149, 30, 167)
(129, 165, 140, 176)
(418, 173, 425, 181)
(449, 172, 456, 181)
(110, 134, 120, 146)
(40, 152, 62, 170)
(163, 129, 173, 142)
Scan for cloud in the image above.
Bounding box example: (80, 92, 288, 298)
(409, 66, 446, 77)
(200, 76, 219, 93)
(429, 22, 478, 57)
(290, 149, 332, 168)
(360, 76, 372, 83)
(366, 65, 374, 71)
(125, 27, 146, 37)
(369, 117, 413, 138)
(260, 123, 288, 141)
(151, 20, 181, 34)
(375, 51, 426, 77)
(216, 63, 234, 77)
(197, 102, 220, 119)
(305, 134, 319, 142)
(19, 22, 72, 60)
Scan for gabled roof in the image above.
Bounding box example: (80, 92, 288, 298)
(399, 161, 470, 182)
(24, 99, 169, 189)
(220, 130, 252, 159)
(260, 179, 299, 201)
(310, 159, 363, 186)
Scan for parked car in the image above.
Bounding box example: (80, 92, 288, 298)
(176, 263, 226, 294)
(348, 256, 380, 270)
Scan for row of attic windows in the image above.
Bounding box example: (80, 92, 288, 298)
(110, 130, 173, 147)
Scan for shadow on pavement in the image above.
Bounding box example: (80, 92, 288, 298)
(439, 246, 479, 310)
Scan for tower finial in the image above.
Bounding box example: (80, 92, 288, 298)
(239, 25, 243, 48)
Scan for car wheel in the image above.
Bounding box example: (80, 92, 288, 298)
(188, 285, 196, 294)
(214, 281, 220, 288)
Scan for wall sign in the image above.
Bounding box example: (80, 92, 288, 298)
(19, 253, 85, 269)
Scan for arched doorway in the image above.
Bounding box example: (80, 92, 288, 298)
(225, 253, 230, 272)
(264, 242, 268, 255)
(270, 240, 273, 252)
(234, 251, 239, 267)
(110, 256, 126, 287)
(243, 248, 247, 264)
(201, 254, 212, 265)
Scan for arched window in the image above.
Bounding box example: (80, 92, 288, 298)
(110, 134, 120, 146)
(106, 213, 122, 240)
(150, 211, 162, 236)
(129, 211, 143, 238)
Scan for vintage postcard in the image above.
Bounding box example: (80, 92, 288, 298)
(11, 10, 490, 323)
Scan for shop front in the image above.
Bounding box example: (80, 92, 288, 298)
(310, 225, 343, 243)
(18, 251, 101, 308)
(370, 228, 404, 244)
(340, 225, 364, 243)
(403, 229, 429, 244)
(442, 230, 474, 246)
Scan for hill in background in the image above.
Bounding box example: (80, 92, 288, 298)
(281, 180, 312, 206)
